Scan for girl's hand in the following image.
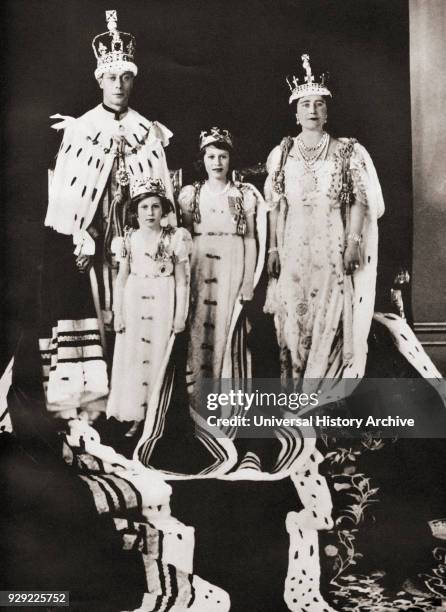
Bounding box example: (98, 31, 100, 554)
(114, 314, 126, 333)
(344, 243, 361, 275)
(267, 251, 280, 278)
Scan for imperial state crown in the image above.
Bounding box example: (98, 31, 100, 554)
(92, 10, 138, 79)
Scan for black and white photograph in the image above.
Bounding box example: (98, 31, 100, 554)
(1, 1, 446, 610)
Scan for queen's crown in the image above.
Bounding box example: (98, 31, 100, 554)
(287, 54, 331, 104)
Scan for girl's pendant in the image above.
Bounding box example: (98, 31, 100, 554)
(144, 229, 174, 276)
(157, 259, 173, 276)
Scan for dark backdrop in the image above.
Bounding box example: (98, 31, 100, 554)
(1, 0, 412, 364)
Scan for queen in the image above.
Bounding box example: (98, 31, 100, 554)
(265, 54, 385, 387)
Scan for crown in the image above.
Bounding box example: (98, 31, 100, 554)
(130, 177, 166, 200)
(286, 54, 331, 104)
(199, 127, 233, 151)
(92, 10, 138, 79)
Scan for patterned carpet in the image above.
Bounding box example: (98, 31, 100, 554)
(330, 573, 443, 611)
(320, 437, 446, 612)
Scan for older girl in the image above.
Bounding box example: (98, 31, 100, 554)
(179, 127, 264, 414)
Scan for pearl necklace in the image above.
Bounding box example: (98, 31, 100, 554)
(296, 132, 329, 166)
(296, 133, 330, 191)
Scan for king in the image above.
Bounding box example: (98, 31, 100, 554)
(39, 10, 174, 419)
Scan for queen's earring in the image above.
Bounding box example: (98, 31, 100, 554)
(295, 114, 300, 126)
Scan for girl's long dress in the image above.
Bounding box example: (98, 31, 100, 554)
(107, 227, 191, 422)
(265, 139, 381, 383)
(179, 182, 256, 408)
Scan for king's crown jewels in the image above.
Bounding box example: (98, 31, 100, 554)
(287, 54, 331, 104)
(92, 10, 138, 79)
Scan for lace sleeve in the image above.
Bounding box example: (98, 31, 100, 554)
(264, 144, 286, 211)
(171, 227, 193, 263)
(240, 184, 257, 216)
(350, 143, 370, 209)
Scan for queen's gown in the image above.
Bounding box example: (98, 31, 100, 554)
(265, 137, 385, 386)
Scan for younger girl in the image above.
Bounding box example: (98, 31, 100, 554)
(107, 178, 192, 435)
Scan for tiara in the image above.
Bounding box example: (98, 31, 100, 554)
(92, 10, 138, 79)
(199, 127, 233, 151)
(286, 54, 331, 104)
(131, 177, 166, 200)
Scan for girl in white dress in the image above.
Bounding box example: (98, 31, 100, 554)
(178, 128, 259, 414)
(107, 178, 192, 435)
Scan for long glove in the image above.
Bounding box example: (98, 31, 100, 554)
(240, 237, 256, 301)
(173, 281, 189, 333)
